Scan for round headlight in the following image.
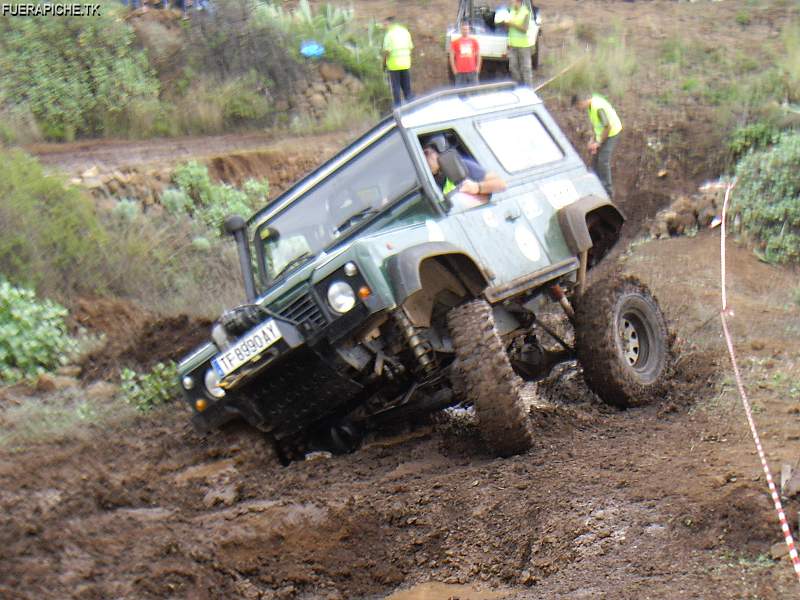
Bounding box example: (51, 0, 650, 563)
(327, 280, 356, 313)
(344, 262, 358, 277)
(204, 368, 226, 399)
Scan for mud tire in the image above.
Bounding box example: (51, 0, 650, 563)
(575, 276, 671, 408)
(447, 300, 534, 456)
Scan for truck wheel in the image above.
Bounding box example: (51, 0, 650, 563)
(574, 276, 671, 408)
(447, 300, 534, 456)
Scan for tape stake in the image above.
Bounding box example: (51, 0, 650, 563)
(719, 181, 800, 583)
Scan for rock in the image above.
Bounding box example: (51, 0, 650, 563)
(56, 365, 82, 377)
(82, 176, 104, 189)
(81, 165, 99, 179)
(35, 373, 79, 393)
(86, 381, 119, 403)
(69, 177, 83, 186)
(328, 83, 347, 97)
(520, 569, 535, 585)
(202, 484, 239, 508)
(309, 93, 327, 110)
(771, 541, 790, 560)
(343, 75, 365, 93)
(319, 62, 346, 82)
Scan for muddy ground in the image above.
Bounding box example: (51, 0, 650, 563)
(2, 233, 799, 600)
(4, 0, 800, 598)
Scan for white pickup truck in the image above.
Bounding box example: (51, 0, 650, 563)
(446, 0, 542, 79)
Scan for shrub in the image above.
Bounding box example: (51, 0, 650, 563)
(732, 132, 800, 264)
(171, 160, 266, 231)
(0, 0, 160, 140)
(0, 149, 107, 298)
(728, 121, 781, 162)
(120, 362, 179, 412)
(0, 278, 78, 383)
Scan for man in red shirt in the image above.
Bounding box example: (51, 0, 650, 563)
(450, 22, 481, 86)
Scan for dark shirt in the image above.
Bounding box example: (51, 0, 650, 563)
(434, 156, 486, 190)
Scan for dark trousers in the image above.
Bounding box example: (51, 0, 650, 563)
(454, 72, 479, 86)
(593, 133, 620, 198)
(388, 69, 412, 106)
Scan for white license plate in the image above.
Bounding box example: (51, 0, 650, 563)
(212, 319, 282, 378)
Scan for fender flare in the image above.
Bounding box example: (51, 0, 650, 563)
(557, 195, 625, 254)
(385, 242, 489, 303)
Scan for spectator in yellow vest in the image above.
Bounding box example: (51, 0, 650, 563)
(572, 93, 623, 198)
(382, 17, 414, 106)
(507, 0, 534, 88)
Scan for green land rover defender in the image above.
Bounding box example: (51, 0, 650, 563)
(178, 83, 671, 462)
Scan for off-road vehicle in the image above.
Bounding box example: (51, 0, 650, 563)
(446, 0, 542, 79)
(178, 83, 671, 461)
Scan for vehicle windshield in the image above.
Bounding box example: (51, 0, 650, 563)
(255, 130, 419, 285)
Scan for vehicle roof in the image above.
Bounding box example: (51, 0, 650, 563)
(249, 83, 542, 230)
(395, 82, 542, 129)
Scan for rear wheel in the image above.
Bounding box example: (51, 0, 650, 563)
(575, 277, 671, 408)
(447, 300, 534, 456)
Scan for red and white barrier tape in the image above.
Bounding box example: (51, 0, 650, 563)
(719, 181, 800, 581)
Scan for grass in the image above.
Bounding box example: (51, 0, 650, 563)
(545, 26, 638, 100)
(289, 100, 378, 136)
(0, 387, 138, 450)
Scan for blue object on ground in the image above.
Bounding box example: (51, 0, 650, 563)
(300, 41, 326, 58)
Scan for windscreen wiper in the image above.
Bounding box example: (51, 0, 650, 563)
(271, 252, 313, 282)
(334, 207, 379, 235)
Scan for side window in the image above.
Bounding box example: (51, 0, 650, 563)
(418, 130, 488, 214)
(477, 113, 564, 173)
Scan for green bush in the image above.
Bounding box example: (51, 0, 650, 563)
(171, 160, 268, 231)
(120, 362, 179, 412)
(0, 278, 78, 383)
(0, 149, 107, 298)
(728, 121, 781, 161)
(732, 132, 800, 264)
(0, 0, 160, 140)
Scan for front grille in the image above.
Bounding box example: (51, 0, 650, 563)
(277, 291, 327, 332)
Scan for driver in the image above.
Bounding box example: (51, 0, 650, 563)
(422, 136, 506, 210)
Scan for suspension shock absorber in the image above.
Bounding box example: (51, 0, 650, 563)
(391, 309, 436, 374)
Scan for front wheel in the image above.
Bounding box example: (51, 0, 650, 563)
(447, 300, 534, 456)
(574, 277, 672, 408)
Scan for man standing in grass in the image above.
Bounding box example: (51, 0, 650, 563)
(506, 0, 534, 88)
(383, 16, 414, 106)
(572, 93, 623, 198)
(450, 22, 482, 86)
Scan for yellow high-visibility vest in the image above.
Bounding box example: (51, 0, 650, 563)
(508, 5, 533, 48)
(589, 94, 622, 141)
(383, 24, 413, 71)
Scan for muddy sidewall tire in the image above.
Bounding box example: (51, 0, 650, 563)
(575, 277, 671, 408)
(447, 300, 534, 456)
